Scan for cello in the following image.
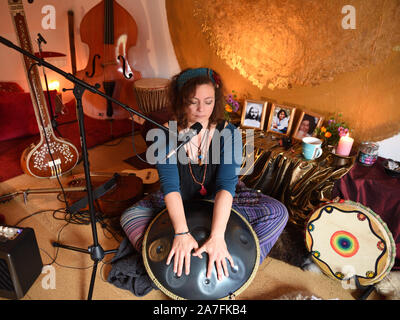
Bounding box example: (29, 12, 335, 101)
(76, 0, 142, 120)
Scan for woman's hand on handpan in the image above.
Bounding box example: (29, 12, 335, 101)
(166, 233, 199, 277)
(193, 235, 235, 281)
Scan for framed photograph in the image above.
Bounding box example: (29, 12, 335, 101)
(266, 103, 296, 136)
(292, 111, 324, 141)
(240, 100, 268, 130)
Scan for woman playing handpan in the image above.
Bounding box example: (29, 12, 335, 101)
(121, 67, 288, 282)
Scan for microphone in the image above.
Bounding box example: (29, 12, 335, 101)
(165, 122, 203, 160)
(37, 33, 47, 44)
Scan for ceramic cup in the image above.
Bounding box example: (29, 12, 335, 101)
(302, 137, 323, 160)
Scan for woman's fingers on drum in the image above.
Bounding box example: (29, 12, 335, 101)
(216, 261, 224, 281)
(192, 246, 205, 258)
(222, 258, 229, 278)
(184, 253, 191, 275)
(166, 249, 175, 266)
(177, 253, 185, 276)
(227, 254, 235, 269)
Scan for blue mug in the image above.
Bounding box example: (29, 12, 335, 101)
(302, 137, 323, 160)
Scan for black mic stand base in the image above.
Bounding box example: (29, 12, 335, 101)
(51, 84, 118, 300)
(51, 242, 117, 300)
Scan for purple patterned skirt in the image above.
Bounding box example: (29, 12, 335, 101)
(120, 181, 288, 263)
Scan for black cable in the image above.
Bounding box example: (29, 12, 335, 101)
(13, 207, 118, 270)
(128, 110, 150, 164)
(102, 137, 124, 147)
(14, 208, 58, 226)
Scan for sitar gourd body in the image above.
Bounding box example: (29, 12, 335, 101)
(9, 0, 79, 178)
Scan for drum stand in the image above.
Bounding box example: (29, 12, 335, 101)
(355, 278, 375, 300)
(0, 35, 170, 300)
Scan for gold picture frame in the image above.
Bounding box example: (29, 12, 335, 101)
(292, 110, 324, 141)
(240, 100, 268, 130)
(266, 103, 296, 136)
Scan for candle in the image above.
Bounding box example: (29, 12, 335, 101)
(336, 133, 354, 157)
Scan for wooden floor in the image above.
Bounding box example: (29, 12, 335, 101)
(0, 133, 384, 301)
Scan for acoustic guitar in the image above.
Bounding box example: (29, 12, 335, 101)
(0, 168, 158, 204)
(0, 168, 158, 217)
(8, 0, 79, 178)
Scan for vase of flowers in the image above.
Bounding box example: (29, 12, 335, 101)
(224, 90, 240, 121)
(315, 113, 350, 147)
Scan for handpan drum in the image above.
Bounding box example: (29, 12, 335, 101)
(305, 200, 396, 287)
(142, 200, 260, 300)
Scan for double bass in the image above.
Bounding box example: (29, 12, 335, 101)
(77, 0, 142, 120)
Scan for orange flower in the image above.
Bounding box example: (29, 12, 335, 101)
(321, 127, 327, 133)
(225, 104, 232, 112)
(325, 132, 332, 138)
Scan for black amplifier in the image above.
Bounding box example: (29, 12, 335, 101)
(0, 226, 43, 299)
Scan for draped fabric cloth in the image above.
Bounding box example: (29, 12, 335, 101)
(240, 131, 355, 226)
(332, 157, 400, 270)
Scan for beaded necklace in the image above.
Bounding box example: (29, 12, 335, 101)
(187, 157, 208, 196)
(185, 126, 212, 196)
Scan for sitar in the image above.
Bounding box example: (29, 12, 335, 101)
(8, 0, 79, 178)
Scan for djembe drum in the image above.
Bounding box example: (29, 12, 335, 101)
(133, 78, 170, 114)
(142, 200, 260, 300)
(305, 200, 396, 287)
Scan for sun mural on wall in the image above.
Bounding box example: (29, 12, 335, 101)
(166, 0, 400, 142)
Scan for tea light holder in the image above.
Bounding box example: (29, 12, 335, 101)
(331, 151, 356, 167)
(357, 142, 379, 166)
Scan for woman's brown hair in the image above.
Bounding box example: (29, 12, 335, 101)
(167, 68, 225, 129)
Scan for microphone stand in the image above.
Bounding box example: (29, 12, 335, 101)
(0, 36, 170, 300)
(36, 33, 63, 138)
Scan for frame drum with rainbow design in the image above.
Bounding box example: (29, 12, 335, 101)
(305, 200, 396, 287)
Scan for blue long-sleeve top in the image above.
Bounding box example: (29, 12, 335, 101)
(155, 122, 242, 200)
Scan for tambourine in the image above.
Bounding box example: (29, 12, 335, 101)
(305, 200, 396, 287)
(142, 200, 260, 300)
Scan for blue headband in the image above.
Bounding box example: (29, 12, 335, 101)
(177, 68, 219, 90)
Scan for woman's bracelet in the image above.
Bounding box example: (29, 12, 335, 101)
(174, 231, 190, 237)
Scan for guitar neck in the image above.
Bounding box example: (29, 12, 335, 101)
(0, 186, 87, 204)
(8, 0, 53, 137)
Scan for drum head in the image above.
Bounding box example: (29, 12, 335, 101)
(305, 200, 396, 286)
(134, 78, 170, 89)
(142, 200, 260, 300)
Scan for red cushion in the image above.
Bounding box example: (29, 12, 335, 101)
(0, 91, 57, 142)
(0, 82, 24, 93)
